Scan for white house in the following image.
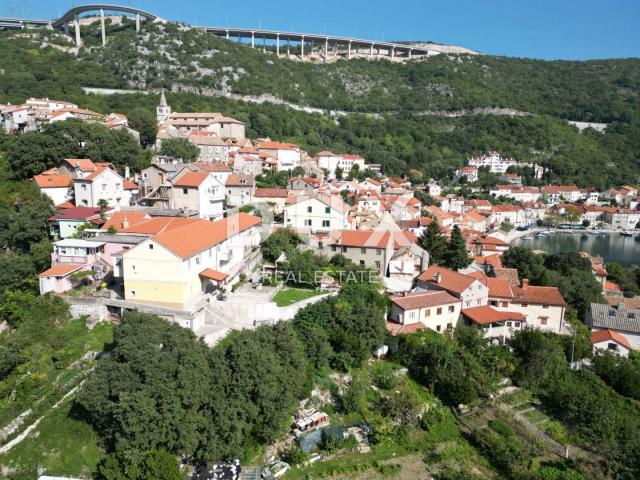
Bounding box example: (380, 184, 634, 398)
(34, 173, 73, 206)
(73, 167, 130, 208)
(416, 265, 489, 309)
(388, 290, 462, 333)
(170, 171, 225, 220)
(284, 194, 351, 233)
(257, 141, 301, 171)
(592, 329, 632, 357)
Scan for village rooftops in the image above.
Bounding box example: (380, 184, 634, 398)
(587, 303, 640, 334)
(389, 290, 459, 311)
(188, 162, 232, 173)
(257, 141, 299, 150)
(225, 174, 254, 186)
(417, 265, 478, 295)
(38, 263, 84, 278)
(329, 229, 416, 249)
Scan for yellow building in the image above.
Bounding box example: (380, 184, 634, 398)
(122, 213, 261, 308)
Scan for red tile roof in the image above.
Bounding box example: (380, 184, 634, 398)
(417, 266, 479, 295)
(199, 268, 229, 282)
(39, 264, 84, 277)
(592, 329, 631, 350)
(173, 172, 210, 187)
(605, 281, 622, 293)
(191, 162, 232, 173)
(385, 321, 425, 336)
(462, 306, 525, 325)
(152, 213, 261, 259)
(390, 290, 459, 310)
(34, 174, 72, 188)
(512, 284, 566, 306)
(254, 188, 289, 198)
(63, 159, 97, 172)
(49, 207, 101, 221)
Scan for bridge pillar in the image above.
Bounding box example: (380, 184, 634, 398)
(370, 43, 374, 58)
(64, 22, 69, 35)
(136, 13, 140, 33)
(251, 31, 255, 48)
(348, 41, 351, 59)
(325, 37, 328, 62)
(74, 14, 81, 48)
(301, 36, 304, 59)
(262, 36, 266, 53)
(276, 34, 280, 56)
(408, 48, 412, 60)
(391, 47, 395, 59)
(226, 30, 229, 40)
(100, 9, 106, 47)
(46, 22, 53, 31)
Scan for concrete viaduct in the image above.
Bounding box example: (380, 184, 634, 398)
(0, 4, 435, 59)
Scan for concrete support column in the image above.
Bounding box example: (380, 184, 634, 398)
(276, 34, 280, 56)
(226, 29, 229, 40)
(301, 36, 304, 59)
(46, 22, 53, 31)
(100, 9, 106, 47)
(287, 38, 290, 56)
(391, 47, 395, 59)
(135, 13, 140, 33)
(347, 41, 352, 59)
(74, 14, 81, 47)
(64, 22, 69, 34)
(370, 43, 374, 58)
(251, 31, 255, 48)
(325, 37, 328, 62)
(408, 48, 412, 60)
(262, 36, 266, 53)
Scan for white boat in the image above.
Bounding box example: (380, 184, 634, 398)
(521, 236, 534, 241)
(621, 230, 634, 237)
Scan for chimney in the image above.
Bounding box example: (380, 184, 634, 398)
(522, 279, 529, 288)
(434, 272, 442, 284)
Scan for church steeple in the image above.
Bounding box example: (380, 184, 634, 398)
(156, 88, 171, 124)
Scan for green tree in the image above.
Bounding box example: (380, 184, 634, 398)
(417, 221, 447, 266)
(443, 225, 471, 270)
(127, 108, 158, 146)
(260, 228, 302, 263)
(159, 138, 199, 162)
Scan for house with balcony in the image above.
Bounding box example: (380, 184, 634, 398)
(121, 213, 262, 309)
(73, 167, 130, 208)
(257, 141, 301, 171)
(415, 265, 489, 309)
(38, 238, 107, 294)
(48, 206, 103, 239)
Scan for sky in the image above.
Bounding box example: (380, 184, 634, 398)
(2, 0, 639, 60)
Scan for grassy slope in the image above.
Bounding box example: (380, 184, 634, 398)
(273, 288, 324, 307)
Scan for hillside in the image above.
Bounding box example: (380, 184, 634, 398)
(0, 21, 639, 187)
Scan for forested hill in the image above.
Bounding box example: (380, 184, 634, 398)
(1, 21, 639, 121)
(0, 21, 639, 188)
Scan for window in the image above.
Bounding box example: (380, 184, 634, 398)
(447, 323, 453, 330)
(342, 247, 347, 253)
(331, 246, 337, 252)
(477, 299, 482, 305)
(543, 304, 549, 309)
(436, 325, 441, 332)
(507, 321, 512, 327)
(501, 301, 509, 307)
(322, 220, 330, 228)
(359, 260, 365, 266)
(540, 317, 548, 325)
(361, 248, 366, 254)
(521, 303, 528, 307)
(81, 184, 87, 190)
(375, 261, 381, 269)
(515, 322, 521, 328)
(490, 300, 498, 307)
(307, 206, 312, 213)
(304, 219, 312, 227)
(376, 249, 382, 255)
(325, 206, 330, 214)
(195, 256, 201, 265)
(130, 290, 136, 297)
(425, 309, 431, 317)
(437, 307, 443, 315)
(183, 188, 188, 195)
(607, 343, 618, 351)
(148, 244, 154, 250)
(132, 265, 136, 273)
(466, 301, 471, 307)
(448, 305, 455, 313)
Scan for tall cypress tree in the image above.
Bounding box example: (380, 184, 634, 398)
(444, 225, 472, 271)
(418, 220, 447, 266)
